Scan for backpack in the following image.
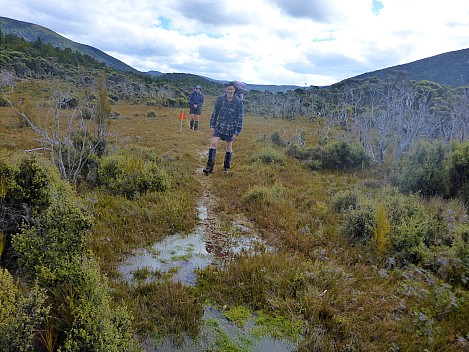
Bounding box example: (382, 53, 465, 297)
(233, 81, 247, 101)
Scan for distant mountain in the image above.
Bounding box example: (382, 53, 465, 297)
(147, 70, 164, 77)
(2, 16, 468, 90)
(351, 48, 469, 87)
(0, 16, 138, 73)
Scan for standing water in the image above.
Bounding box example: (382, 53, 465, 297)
(118, 196, 299, 351)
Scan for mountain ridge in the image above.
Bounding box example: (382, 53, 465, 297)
(1, 16, 469, 89)
(0, 16, 138, 73)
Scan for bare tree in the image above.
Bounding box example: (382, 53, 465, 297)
(1, 72, 111, 183)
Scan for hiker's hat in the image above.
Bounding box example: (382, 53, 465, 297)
(195, 85, 201, 89)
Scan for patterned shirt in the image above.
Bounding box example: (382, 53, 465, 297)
(209, 94, 244, 136)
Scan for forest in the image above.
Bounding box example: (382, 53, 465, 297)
(0, 32, 468, 351)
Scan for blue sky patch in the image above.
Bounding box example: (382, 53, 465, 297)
(158, 16, 171, 29)
(372, 0, 384, 15)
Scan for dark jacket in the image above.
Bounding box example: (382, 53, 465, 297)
(189, 90, 204, 108)
(210, 94, 244, 136)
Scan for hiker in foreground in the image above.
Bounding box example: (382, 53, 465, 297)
(203, 81, 244, 174)
(189, 85, 204, 130)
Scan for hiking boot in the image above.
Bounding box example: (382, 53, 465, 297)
(190, 119, 194, 129)
(223, 151, 232, 172)
(194, 120, 199, 131)
(203, 148, 216, 175)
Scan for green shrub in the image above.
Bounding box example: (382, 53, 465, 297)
(60, 257, 138, 351)
(285, 144, 312, 160)
(9, 155, 52, 210)
(341, 204, 375, 243)
(0, 268, 49, 352)
(0, 155, 55, 234)
(287, 140, 370, 170)
(12, 185, 92, 285)
(452, 226, 469, 269)
(98, 146, 170, 199)
(270, 131, 286, 147)
(390, 140, 449, 197)
(147, 110, 157, 117)
(391, 217, 429, 264)
(332, 189, 359, 212)
(251, 146, 285, 165)
(319, 141, 371, 170)
(448, 141, 469, 203)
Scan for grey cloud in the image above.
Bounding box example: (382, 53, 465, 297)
(269, 0, 336, 22)
(172, 1, 250, 26)
(285, 52, 370, 81)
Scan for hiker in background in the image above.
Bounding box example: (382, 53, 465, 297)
(203, 81, 244, 174)
(233, 80, 247, 102)
(189, 85, 204, 130)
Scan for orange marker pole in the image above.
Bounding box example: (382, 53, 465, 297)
(178, 111, 183, 132)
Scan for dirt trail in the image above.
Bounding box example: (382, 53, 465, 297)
(194, 149, 265, 260)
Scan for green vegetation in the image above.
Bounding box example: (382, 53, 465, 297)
(1, 31, 469, 351)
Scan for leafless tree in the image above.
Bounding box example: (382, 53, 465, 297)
(1, 72, 111, 183)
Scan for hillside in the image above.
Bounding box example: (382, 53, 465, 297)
(352, 48, 469, 87)
(3, 16, 469, 90)
(0, 16, 138, 73)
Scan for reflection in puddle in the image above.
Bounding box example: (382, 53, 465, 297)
(118, 202, 295, 351)
(142, 305, 298, 352)
(118, 204, 269, 286)
(119, 230, 212, 286)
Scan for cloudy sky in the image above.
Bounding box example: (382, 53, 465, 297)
(1, 0, 468, 86)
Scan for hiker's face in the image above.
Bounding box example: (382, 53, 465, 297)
(225, 86, 235, 97)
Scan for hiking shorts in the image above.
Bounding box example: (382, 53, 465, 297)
(213, 129, 235, 142)
(190, 105, 202, 115)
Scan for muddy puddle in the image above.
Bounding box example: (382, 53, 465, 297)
(141, 305, 299, 352)
(118, 198, 298, 351)
(118, 205, 269, 285)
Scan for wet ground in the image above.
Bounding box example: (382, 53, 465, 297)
(118, 166, 299, 351)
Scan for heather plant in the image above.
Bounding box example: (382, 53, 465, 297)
(318, 140, 371, 170)
(59, 257, 138, 352)
(452, 226, 469, 269)
(12, 181, 92, 286)
(0, 155, 54, 236)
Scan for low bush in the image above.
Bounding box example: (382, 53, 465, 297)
(0, 268, 49, 352)
(286, 140, 370, 171)
(251, 146, 285, 165)
(332, 189, 359, 212)
(98, 145, 170, 199)
(390, 140, 449, 197)
(342, 203, 375, 243)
